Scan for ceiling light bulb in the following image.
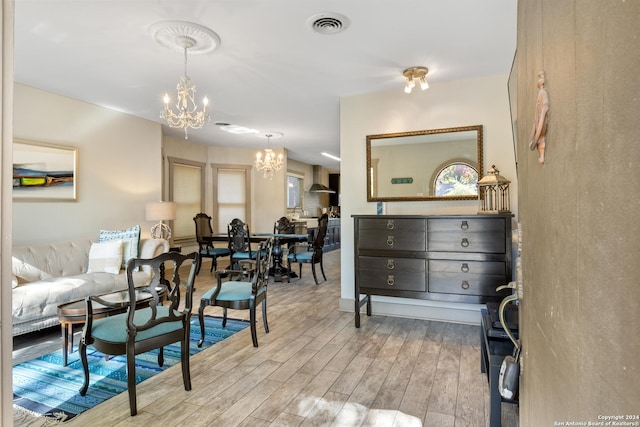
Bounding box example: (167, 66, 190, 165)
(419, 76, 429, 90)
(404, 84, 412, 94)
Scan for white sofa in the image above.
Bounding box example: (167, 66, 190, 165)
(11, 238, 169, 336)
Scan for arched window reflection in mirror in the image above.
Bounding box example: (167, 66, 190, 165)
(431, 162, 479, 197)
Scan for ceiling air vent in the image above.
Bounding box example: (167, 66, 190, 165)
(307, 13, 350, 35)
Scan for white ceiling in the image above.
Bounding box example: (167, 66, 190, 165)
(14, 0, 517, 169)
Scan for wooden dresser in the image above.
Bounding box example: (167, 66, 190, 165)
(353, 214, 513, 327)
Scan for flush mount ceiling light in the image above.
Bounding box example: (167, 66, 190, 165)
(217, 123, 259, 135)
(255, 131, 284, 179)
(403, 66, 429, 94)
(307, 12, 350, 35)
(150, 21, 220, 139)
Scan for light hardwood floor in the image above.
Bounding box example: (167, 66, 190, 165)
(13, 249, 517, 427)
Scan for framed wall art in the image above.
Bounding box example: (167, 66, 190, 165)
(13, 139, 78, 201)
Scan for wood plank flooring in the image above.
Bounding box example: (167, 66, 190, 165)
(13, 249, 518, 426)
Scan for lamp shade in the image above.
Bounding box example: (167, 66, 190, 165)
(145, 201, 177, 221)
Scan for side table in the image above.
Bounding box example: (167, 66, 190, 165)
(480, 306, 519, 427)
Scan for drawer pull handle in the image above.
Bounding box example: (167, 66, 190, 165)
(461, 238, 470, 248)
(461, 220, 469, 230)
(461, 263, 469, 273)
(461, 280, 470, 290)
(386, 220, 395, 230)
(386, 259, 395, 270)
(386, 236, 395, 247)
(387, 275, 395, 286)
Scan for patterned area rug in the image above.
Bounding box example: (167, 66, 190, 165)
(13, 316, 248, 424)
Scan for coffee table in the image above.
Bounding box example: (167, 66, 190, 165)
(57, 286, 166, 366)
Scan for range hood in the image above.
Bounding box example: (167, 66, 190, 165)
(309, 165, 335, 193)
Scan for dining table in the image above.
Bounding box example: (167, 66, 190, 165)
(203, 232, 309, 282)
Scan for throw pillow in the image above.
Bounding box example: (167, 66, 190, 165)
(87, 240, 123, 274)
(98, 224, 141, 268)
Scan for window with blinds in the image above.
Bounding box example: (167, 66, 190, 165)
(212, 164, 251, 234)
(168, 158, 205, 242)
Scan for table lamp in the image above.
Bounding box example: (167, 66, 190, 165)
(145, 201, 177, 240)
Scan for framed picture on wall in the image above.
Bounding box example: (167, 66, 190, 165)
(13, 139, 78, 201)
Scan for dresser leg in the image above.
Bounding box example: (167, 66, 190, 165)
(355, 294, 373, 328)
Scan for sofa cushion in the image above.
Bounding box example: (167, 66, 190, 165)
(11, 256, 54, 284)
(87, 240, 123, 274)
(12, 239, 92, 282)
(98, 225, 140, 268)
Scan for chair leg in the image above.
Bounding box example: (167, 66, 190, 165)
(182, 328, 192, 391)
(210, 256, 216, 272)
(78, 340, 90, 396)
(249, 301, 258, 347)
(197, 303, 206, 347)
(222, 307, 228, 327)
(320, 258, 327, 281)
(196, 259, 202, 275)
(262, 297, 269, 333)
(311, 263, 319, 285)
(126, 345, 137, 416)
(158, 347, 164, 367)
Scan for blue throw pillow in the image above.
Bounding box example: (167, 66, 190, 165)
(98, 225, 141, 269)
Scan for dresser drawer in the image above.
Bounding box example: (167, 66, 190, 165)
(428, 231, 505, 253)
(427, 217, 506, 233)
(358, 256, 426, 292)
(428, 260, 507, 296)
(358, 229, 426, 251)
(359, 218, 425, 232)
(429, 259, 505, 275)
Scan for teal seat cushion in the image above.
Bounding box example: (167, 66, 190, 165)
(288, 252, 313, 262)
(202, 281, 265, 302)
(202, 247, 230, 256)
(232, 251, 256, 259)
(91, 306, 183, 343)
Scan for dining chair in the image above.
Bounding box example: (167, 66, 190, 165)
(197, 237, 273, 347)
(78, 251, 199, 416)
(227, 218, 259, 269)
(193, 213, 231, 274)
(287, 213, 328, 285)
(274, 216, 295, 234)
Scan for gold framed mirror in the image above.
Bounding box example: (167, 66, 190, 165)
(366, 125, 483, 202)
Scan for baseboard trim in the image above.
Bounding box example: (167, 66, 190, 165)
(339, 296, 483, 325)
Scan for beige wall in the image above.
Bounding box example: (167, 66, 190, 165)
(516, 1, 640, 423)
(13, 84, 163, 245)
(164, 135, 288, 235)
(339, 73, 517, 323)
